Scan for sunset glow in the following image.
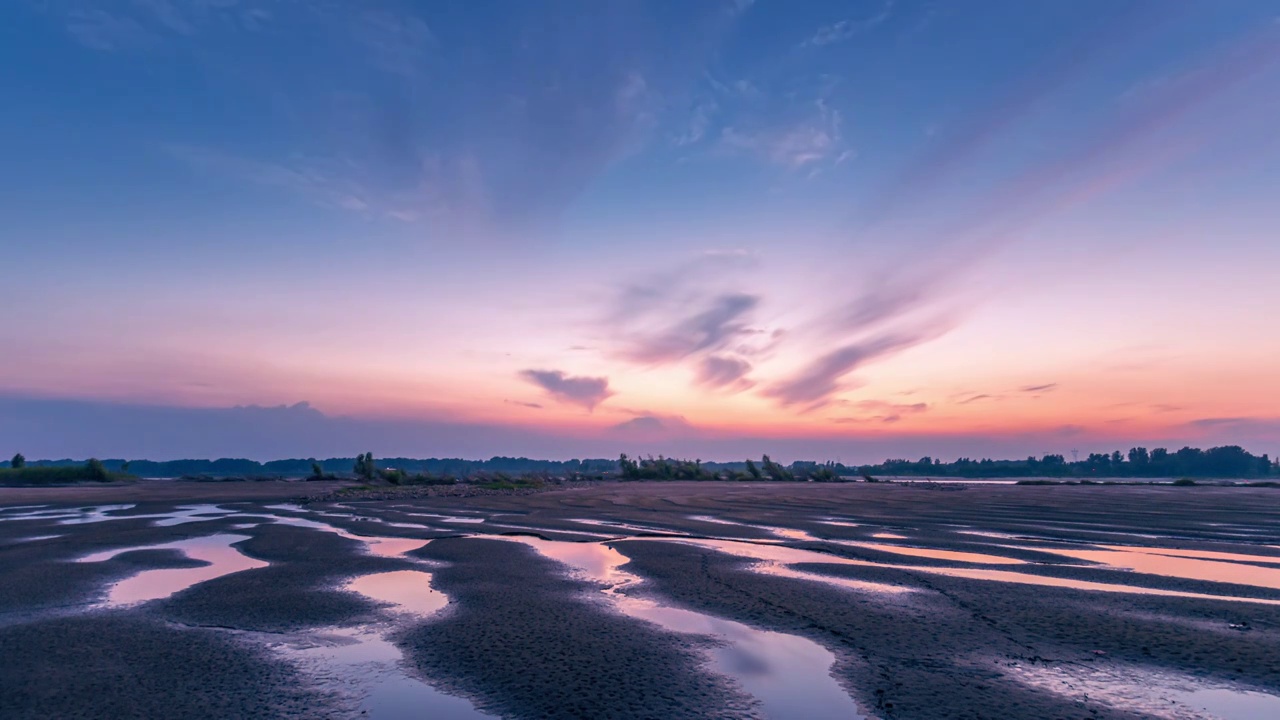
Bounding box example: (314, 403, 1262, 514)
(3, 1, 1278, 461)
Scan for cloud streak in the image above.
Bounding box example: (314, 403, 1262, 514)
(721, 100, 844, 168)
(801, 1, 896, 48)
(520, 370, 613, 411)
(621, 293, 760, 364)
(696, 355, 754, 390)
(785, 19, 1280, 411)
(605, 254, 776, 388)
(765, 328, 946, 407)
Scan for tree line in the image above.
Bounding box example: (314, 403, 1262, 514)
(4, 455, 619, 479)
(856, 446, 1275, 479)
(5, 446, 1276, 480)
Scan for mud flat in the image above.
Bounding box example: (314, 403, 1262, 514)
(2, 481, 1278, 719)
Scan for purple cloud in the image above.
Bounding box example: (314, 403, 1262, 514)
(520, 370, 613, 410)
(764, 332, 933, 407)
(621, 293, 759, 364)
(696, 355, 754, 390)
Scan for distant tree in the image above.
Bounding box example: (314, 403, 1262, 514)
(618, 453, 640, 479)
(121, 461, 131, 473)
(744, 459, 762, 480)
(806, 463, 838, 482)
(85, 458, 109, 481)
(311, 462, 324, 479)
(10, 453, 25, 469)
(760, 455, 793, 481)
(353, 452, 376, 481)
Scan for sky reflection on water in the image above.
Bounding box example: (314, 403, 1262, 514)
(509, 536, 868, 720)
(78, 533, 265, 605)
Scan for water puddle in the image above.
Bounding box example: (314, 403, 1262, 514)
(5, 534, 61, 544)
(769, 527, 822, 542)
(920, 566, 1280, 605)
(282, 626, 493, 719)
(569, 518, 688, 536)
(836, 541, 1027, 565)
(507, 537, 868, 719)
(672, 538, 913, 595)
(870, 532, 907, 540)
(1177, 687, 1280, 719)
(1095, 545, 1280, 565)
(669, 538, 1280, 605)
(395, 512, 488, 524)
(151, 504, 244, 526)
(1007, 662, 1280, 719)
(1026, 545, 1280, 590)
(277, 563, 489, 719)
(78, 534, 266, 605)
(688, 515, 745, 526)
(0, 504, 137, 524)
(688, 516, 822, 542)
(0, 503, 248, 527)
(347, 571, 448, 615)
(256, 514, 429, 558)
(955, 529, 1033, 541)
(361, 537, 432, 558)
(817, 519, 860, 528)
(492, 524, 618, 539)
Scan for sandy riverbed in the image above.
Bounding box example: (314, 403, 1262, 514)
(2, 481, 1277, 719)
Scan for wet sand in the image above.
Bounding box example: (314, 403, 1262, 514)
(399, 537, 759, 719)
(2, 481, 1278, 719)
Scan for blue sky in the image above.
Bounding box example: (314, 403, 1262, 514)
(3, 1, 1279, 461)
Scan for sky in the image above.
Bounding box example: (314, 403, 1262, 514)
(3, 0, 1279, 462)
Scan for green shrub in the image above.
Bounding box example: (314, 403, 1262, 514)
(0, 465, 131, 485)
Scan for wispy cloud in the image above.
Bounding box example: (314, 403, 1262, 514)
(621, 293, 760, 364)
(504, 400, 544, 410)
(57, 0, 277, 50)
(675, 101, 718, 146)
(353, 9, 435, 78)
(696, 355, 754, 390)
(64, 9, 154, 51)
(783, 15, 1280, 414)
(610, 413, 696, 435)
(1183, 417, 1280, 445)
(53, 2, 730, 233)
(164, 144, 392, 219)
(834, 399, 929, 425)
(606, 252, 774, 371)
(801, 1, 896, 48)
(1020, 383, 1058, 393)
(520, 370, 613, 411)
(837, 270, 941, 332)
(765, 328, 947, 408)
(853, 400, 929, 414)
(721, 100, 844, 168)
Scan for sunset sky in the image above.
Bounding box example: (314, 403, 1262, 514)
(3, 1, 1279, 461)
